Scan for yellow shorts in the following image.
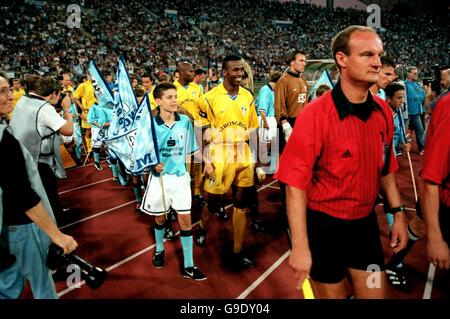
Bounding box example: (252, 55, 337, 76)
(81, 109, 92, 129)
(204, 143, 255, 195)
(81, 120, 91, 129)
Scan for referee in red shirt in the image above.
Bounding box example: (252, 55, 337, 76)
(275, 25, 408, 299)
(419, 90, 450, 270)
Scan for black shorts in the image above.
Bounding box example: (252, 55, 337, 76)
(440, 204, 450, 244)
(307, 209, 385, 284)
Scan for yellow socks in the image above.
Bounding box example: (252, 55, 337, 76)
(232, 207, 247, 254)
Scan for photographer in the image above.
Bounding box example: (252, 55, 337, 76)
(10, 76, 73, 225)
(0, 72, 78, 299)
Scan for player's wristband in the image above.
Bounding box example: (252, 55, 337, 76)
(389, 205, 406, 215)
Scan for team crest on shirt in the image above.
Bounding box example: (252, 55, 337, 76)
(209, 176, 216, 187)
(241, 106, 247, 116)
(297, 93, 306, 104)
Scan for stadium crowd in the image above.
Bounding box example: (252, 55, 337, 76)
(0, 0, 449, 300)
(0, 0, 448, 81)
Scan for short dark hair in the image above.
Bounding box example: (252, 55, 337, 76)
(34, 76, 60, 97)
(134, 86, 145, 98)
(24, 74, 40, 93)
(385, 82, 405, 98)
(331, 25, 377, 69)
(0, 71, 7, 80)
(176, 61, 192, 73)
(222, 55, 242, 71)
(194, 68, 206, 76)
(286, 50, 306, 65)
(153, 82, 176, 100)
(381, 56, 395, 69)
(316, 84, 331, 97)
(141, 72, 155, 82)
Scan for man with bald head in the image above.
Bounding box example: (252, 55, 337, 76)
(173, 62, 208, 209)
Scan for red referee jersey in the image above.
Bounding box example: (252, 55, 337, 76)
(275, 82, 398, 220)
(421, 92, 450, 207)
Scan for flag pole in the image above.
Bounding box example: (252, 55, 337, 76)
(83, 144, 92, 166)
(407, 151, 418, 202)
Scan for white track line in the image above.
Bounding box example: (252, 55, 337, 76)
(67, 160, 106, 171)
(59, 201, 136, 230)
(59, 178, 113, 195)
(422, 263, 436, 299)
(58, 220, 201, 297)
(237, 250, 290, 299)
(58, 180, 279, 296)
(377, 203, 416, 212)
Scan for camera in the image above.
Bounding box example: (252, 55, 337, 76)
(53, 92, 67, 113)
(422, 78, 434, 86)
(46, 244, 108, 289)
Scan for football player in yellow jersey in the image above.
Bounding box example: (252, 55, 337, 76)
(174, 62, 208, 206)
(61, 73, 74, 93)
(173, 62, 202, 120)
(193, 68, 207, 95)
(196, 55, 259, 269)
(7, 78, 25, 120)
(12, 79, 25, 105)
(73, 75, 96, 150)
(141, 71, 158, 110)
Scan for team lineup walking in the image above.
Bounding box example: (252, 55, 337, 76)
(0, 0, 449, 301)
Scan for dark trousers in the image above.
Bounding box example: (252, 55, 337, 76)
(278, 117, 297, 244)
(38, 163, 62, 225)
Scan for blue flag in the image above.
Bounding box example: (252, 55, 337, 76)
(105, 95, 159, 173)
(131, 94, 160, 173)
(309, 69, 334, 100)
(88, 60, 114, 106)
(107, 56, 140, 139)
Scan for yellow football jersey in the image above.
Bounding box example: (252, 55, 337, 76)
(197, 83, 258, 144)
(148, 88, 158, 110)
(62, 85, 74, 93)
(7, 88, 25, 119)
(12, 88, 25, 107)
(73, 80, 96, 111)
(173, 80, 206, 127)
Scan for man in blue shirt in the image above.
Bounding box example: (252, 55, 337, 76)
(140, 83, 208, 281)
(256, 71, 283, 170)
(404, 66, 425, 155)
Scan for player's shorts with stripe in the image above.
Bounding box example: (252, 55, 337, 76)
(307, 209, 385, 284)
(204, 143, 254, 195)
(140, 172, 191, 215)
